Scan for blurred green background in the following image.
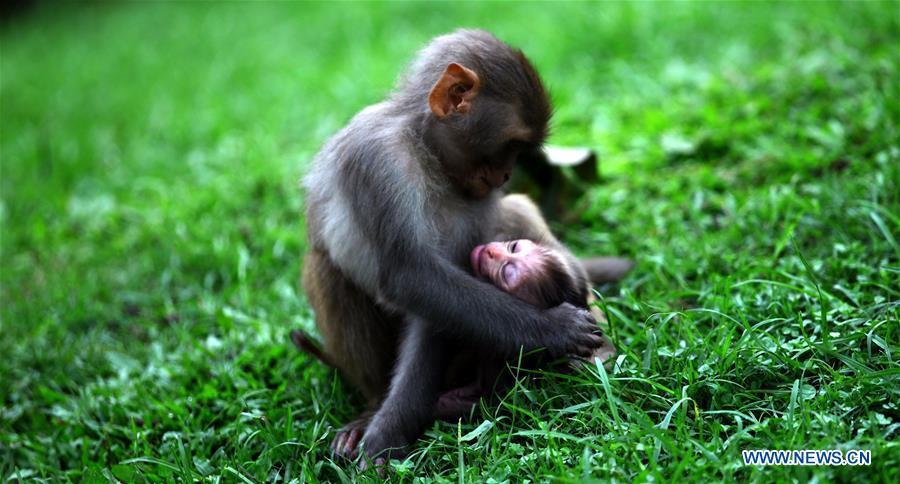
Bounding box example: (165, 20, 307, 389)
(1, 1, 898, 481)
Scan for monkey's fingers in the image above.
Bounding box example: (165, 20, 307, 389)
(570, 328, 607, 357)
(330, 430, 350, 458)
(331, 426, 366, 459)
(375, 458, 388, 478)
(358, 456, 389, 477)
(331, 433, 347, 459)
(342, 427, 364, 459)
(571, 341, 603, 358)
(359, 457, 390, 479)
(544, 303, 601, 357)
(331, 431, 350, 459)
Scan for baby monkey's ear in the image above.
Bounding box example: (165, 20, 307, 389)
(428, 63, 481, 118)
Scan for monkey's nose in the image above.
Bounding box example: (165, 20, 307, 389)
(484, 171, 510, 189)
(485, 245, 500, 259)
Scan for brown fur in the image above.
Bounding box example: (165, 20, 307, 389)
(301, 248, 399, 405)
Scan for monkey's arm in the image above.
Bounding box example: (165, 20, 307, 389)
(377, 241, 600, 358)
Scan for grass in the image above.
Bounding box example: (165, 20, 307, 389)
(1, 1, 898, 482)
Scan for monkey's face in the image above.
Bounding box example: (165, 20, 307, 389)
(455, 145, 520, 199)
(443, 110, 544, 199)
(470, 239, 547, 306)
(427, 61, 549, 199)
(471, 239, 579, 309)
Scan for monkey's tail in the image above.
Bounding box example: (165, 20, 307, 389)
(290, 329, 338, 369)
(581, 257, 634, 285)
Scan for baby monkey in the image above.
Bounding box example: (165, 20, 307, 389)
(432, 238, 615, 420)
(293, 237, 616, 424)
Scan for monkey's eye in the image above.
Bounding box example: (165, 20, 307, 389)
(502, 263, 519, 285)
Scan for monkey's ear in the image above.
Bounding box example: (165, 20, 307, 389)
(428, 63, 481, 119)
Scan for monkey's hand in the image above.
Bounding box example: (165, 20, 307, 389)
(542, 303, 605, 358)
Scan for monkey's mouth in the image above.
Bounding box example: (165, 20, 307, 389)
(470, 244, 485, 278)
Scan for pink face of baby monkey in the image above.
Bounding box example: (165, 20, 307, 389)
(470, 239, 563, 308)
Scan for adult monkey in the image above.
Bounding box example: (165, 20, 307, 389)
(303, 30, 610, 463)
(298, 194, 626, 443)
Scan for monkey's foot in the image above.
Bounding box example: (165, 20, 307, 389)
(331, 411, 373, 459)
